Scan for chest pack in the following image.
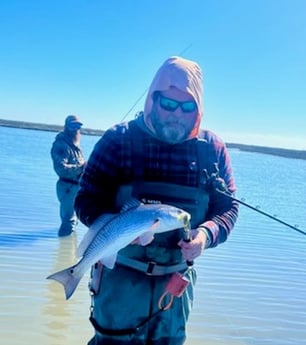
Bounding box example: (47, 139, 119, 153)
(116, 121, 218, 229)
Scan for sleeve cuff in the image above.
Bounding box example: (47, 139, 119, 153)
(198, 227, 213, 248)
(199, 221, 219, 248)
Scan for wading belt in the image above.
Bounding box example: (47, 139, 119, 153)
(116, 254, 188, 275)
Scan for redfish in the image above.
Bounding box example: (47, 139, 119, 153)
(47, 200, 190, 299)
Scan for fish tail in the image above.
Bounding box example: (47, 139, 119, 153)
(46, 265, 82, 300)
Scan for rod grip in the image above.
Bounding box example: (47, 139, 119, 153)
(183, 237, 194, 267)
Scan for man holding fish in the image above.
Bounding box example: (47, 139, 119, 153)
(71, 56, 238, 344)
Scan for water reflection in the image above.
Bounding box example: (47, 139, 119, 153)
(0, 229, 57, 247)
(43, 233, 78, 343)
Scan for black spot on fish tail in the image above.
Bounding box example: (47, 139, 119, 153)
(46, 264, 82, 300)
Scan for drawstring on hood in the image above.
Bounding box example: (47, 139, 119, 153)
(143, 56, 203, 140)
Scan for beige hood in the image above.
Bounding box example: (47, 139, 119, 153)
(143, 56, 203, 139)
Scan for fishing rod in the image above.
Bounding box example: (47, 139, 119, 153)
(203, 166, 306, 236)
(120, 44, 193, 122)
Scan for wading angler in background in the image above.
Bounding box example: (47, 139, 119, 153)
(51, 115, 86, 237)
(75, 56, 239, 344)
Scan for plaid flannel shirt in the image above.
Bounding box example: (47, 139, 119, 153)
(75, 117, 238, 248)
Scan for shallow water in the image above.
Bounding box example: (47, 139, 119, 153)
(0, 126, 305, 345)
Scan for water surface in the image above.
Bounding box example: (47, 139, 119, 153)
(0, 126, 305, 345)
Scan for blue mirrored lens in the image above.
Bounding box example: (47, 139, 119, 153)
(159, 97, 179, 111)
(181, 101, 197, 112)
(159, 95, 197, 113)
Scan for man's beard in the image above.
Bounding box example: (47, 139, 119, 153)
(150, 110, 194, 144)
(65, 129, 81, 145)
(73, 131, 81, 145)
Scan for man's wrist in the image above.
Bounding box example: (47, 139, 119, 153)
(198, 226, 213, 248)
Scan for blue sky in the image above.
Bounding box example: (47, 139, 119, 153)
(0, 0, 305, 149)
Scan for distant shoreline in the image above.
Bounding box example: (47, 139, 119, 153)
(1, 118, 306, 160)
(0, 118, 105, 136)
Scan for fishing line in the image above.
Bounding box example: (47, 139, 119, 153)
(120, 44, 193, 122)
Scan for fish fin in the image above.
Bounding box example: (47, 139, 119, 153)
(137, 219, 160, 245)
(120, 198, 142, 213)
(152, 218, 161, 229)
(138, 231, 155, 246)
(77, 213, 115, 258)
(46, 265, 82, 300)
(100, 253, 117, 269)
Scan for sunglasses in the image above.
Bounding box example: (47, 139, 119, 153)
(158, 94, 197, 113)
(67, 123, 82, 130)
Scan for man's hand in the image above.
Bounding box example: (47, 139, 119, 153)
(178, 229, 207, 261)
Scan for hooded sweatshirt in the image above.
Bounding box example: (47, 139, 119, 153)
(143, 56, 203, 140)
(76, 57, 238, 247)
